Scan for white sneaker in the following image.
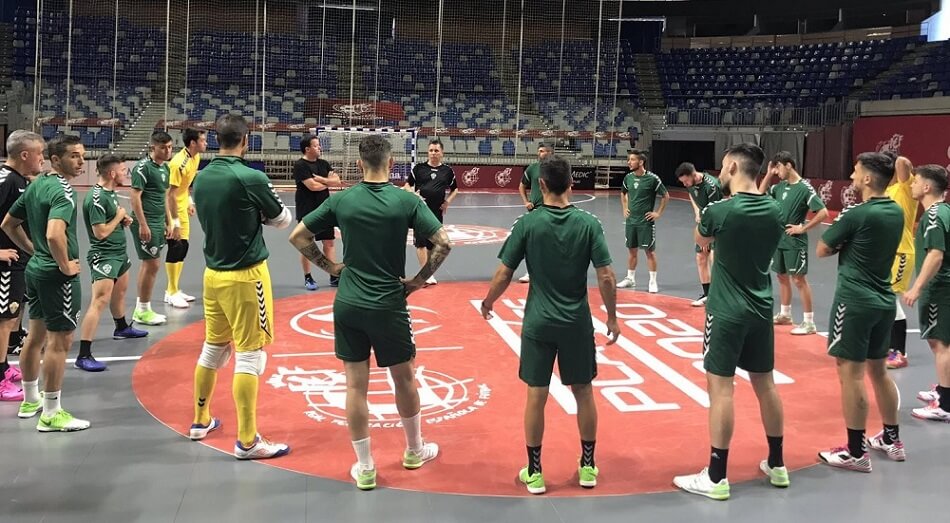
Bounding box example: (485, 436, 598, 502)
(164, 292, 189, 309)
(177, 290, 196, 302)
(402, 441, 439, 469)
(918, 385, 940, 403)
(617, 278, 636, 289)
(518, 273, 530, 283)
(648, 280, 659, 293)
(425, 276, 437, 286)
(790, 321, 817, 335)
(234, 434, 290, 460)
(673, 467, 730, 500)
(189, 417, 221, 441)
(867, 431, 907, 461)
(912, 402, 950, 423)
(691, 295, 708, 307)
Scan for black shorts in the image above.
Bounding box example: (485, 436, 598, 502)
(0, 270, 26, 319)
(413, 208, 444, 249)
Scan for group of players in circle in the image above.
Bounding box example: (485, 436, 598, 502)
(0, 117, 947, 500)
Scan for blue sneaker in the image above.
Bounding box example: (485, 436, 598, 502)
(305, 277, 318, 291)
(113, 325, 149, 340)
(74, 356, 107, 372)
(329, 276, 340, 288)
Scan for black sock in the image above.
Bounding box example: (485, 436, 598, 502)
(767, 436, 784, 468)
(938, 386, 950, 412)
(708, 447, 729, 483)
(527, 445, 542, 475)
(882, 424, 900, 445)
(304, 273, 313, 281)
(847, 428, 866, 458)
(0, 360, 8, 376)
(114, 316, 129, 331)
(891, 319, 907, 355)
(79, 340, 92, 359)
(581, 440, 595, 467)
(702, 283, 710, 296)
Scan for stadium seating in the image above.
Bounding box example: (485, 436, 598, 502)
(863, 39, 950, 99)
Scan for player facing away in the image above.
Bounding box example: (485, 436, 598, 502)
(290, 135, 450, 491)
(617, 149, 668, 292)
(516, 143, 554, 283)
(481, 155, 621, 495)
(294, 134, 341, 291)
(129, 131, 174, 325)
(903, 165, 950, 422)
(164, 128, 207, 309)
(817, 152, 905, 472)
(76, 155, 148, 373)
(189, 115, 291, 459)
(404, 138, 459, 286)
(673, 143, 787, 501)
(758, 152, 828, 335)
(884, 154, 917, 369)
(1, 134, 88, 431)
(0, 130, 45, 401)
(676, 162, 724, 306)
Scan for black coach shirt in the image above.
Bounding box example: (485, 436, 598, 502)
(293, 158, 333, 219)
(0, 165, 31, 271)
(408, 163, 457, 209)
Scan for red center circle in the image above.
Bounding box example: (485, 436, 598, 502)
(133, 282, 866, 497)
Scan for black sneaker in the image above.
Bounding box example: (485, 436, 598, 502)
(690, 295, 708, 307)
(330, 275, 340, 288)
(305, 276, 318, 291)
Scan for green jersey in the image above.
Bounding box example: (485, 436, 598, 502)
(915, 202, 950, 304)
(82, 184, 127, 258)
(193, 156, 287, 271)
(302, 181, 443, 310)
(8, 174, 80, 277)
(821, 197, 903, 309)
(768, 179, 826, 250)
(499, 205, 612, 338)
(131, 157, 169, 224)
(689, 173, 723, 210)
(622, 171, 668, 225)
(699, 193, 783, 321)
(521, 163, 543, 207)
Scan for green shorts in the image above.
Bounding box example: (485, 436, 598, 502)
(827, 300, 895, 362)
(695, 242, 716, 254)
(772, 248, 809, 276)
(24, 267, 81, 332)
(625, 222, 656, 251)
(702, 312, 774, 377)
(519, 329, 597, 387)
(333, 300, 415, 367)
(88, 254, 132, 283)
(130, 220, 167, 260)
(919, 301, 950, 345)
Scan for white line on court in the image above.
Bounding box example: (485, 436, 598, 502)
(817, 328, 920, 337)
(7, 355, 143, 365)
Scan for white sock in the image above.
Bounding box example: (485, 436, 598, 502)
(803, 312, 814, 323)
(780, 305, 791, 316)
(136, 299, 150, 312)
(43, 390, 61, 415)
(402, 412, 423, 453)
(23, 379, 40, 403)
(352, 437, 374, 470)
(626, 270, 636, 280)
(895, 300, 906, 321)
(649, 271, 657, 283)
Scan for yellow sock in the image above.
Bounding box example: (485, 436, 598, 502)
(166, 262, 183, 295)
(233, 373, 259, 447)
(193, 365, 217, 426)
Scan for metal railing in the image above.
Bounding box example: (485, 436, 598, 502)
(663, 99, 860, 128)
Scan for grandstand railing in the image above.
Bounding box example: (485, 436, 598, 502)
(664, 100, 859, 128)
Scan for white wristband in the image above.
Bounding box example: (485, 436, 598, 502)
(172, 219, 181, 228)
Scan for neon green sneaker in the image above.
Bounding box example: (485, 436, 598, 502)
(519, 466, 546, 495)
(759, 460, 790, 488)
(36, 409, 90, 432)
(350, 463, 376, 491)
(402, 441, 439, 469)
(132, 309, 167, 326)
(18, 400, 42, 419)
(579, 464, 599, 488)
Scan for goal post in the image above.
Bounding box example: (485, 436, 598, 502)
(313, 126, 418, 186)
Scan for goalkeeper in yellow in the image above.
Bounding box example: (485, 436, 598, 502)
(885, 153, 917, 369)
(164, 128, 207, 309)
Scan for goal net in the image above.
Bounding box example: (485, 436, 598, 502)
(313, 127, 418, 186)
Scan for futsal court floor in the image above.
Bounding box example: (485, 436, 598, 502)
(1, 189, 946, 522)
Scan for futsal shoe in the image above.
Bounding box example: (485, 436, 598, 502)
(518, 273, 530, 283)
(18, 400, 41, 418)
(867, 431, 907, 461)
(403, 441, 439, 469)
(772, 313, 792, 325)
(189, 417, 222, 440)
(616, 278, 635, 289)
(330, 276, 340, 288)
(818, 446, 872, 472)
(234, 434, 290, 460)
(74, 356, 107, 372)
(37, 410, 90, 432)
(177, 290, 196, 302)
(0, 378, 23, 401)
(648, 281, 659, 293)
(886, 351, 908, 369)
(790, 321, 817, 335)
(113, 325, 148, 340)
(519, 467, 546, 495)
(425, 276, 438, 286)
(132, 309, 166, 326)
(917, 385, 940, 403)
(350, 463, 377, 491)
(4, 364, 22, 382)
(911, 402, 950, 423)
(164, 291, 190, 309)
(759, 460, 790, 487)
(578, 464, 599, 488)
(673, 467, 730, 500)
(304, 277, 318, 291)
(691, 295, 708, 307)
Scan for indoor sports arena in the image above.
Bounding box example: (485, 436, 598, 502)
(1, 1, 950, 521)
